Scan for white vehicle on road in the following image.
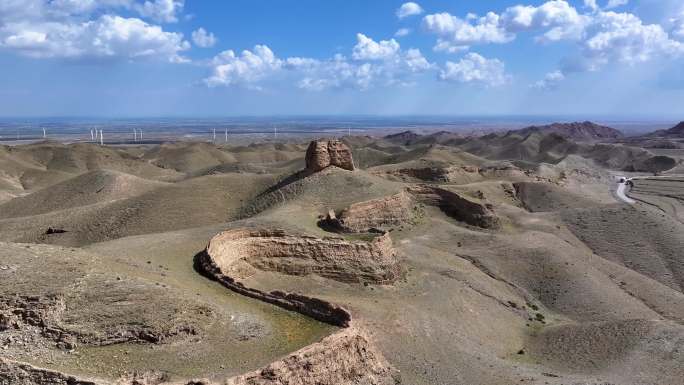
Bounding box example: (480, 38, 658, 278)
(615, 176, 636, 204)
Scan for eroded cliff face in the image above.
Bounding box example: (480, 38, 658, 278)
(407, 185, 501, 229)
(225, 327, 397, 385)
(206, 228, 400, 284)
(305, 140, 354, 172)
(324, 186, 500, 233)
(325, 191, 419, 233)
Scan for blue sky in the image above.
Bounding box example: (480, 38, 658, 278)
(0, 0, 683, 117)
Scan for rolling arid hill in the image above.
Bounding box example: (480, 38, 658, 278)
(509, 121, 624, 140)
(1, 132, 684, 385)
(644, 121, 684, 138)
(391, 129, 677, 174)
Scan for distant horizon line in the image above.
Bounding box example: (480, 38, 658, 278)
(0, 114, 681, 123)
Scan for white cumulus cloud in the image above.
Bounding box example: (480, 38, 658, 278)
(583, 0, 627, 11)
(204, 45, 282, 88)
(579, 11, 684, 70)
(424, 0, 684, 82)
(0, 0, 191, 61)
(395, 28, 411, 37)
(433, 40, 470, 53)
(297, 58, 380, 91)
(0, 14, 189, 61)
(501, 0, 589, 42)
(192, 27, 217, 48)
(531, 70, 565, 89)
(671, 10, 684, 40)
(422, 11, 513, 50)
(439, 52, 510, 86)
(204, 34, 434, 91)
(584, 0, 599, 11)
(404, 48, 432, 72)
(133, 0, 184, 23)
(424, 1, 588, 49)
(352, 33, 400, 60)
(605, 0, 628, 9)
(295, 45, 433, 91)
(397, 2, 424, 19)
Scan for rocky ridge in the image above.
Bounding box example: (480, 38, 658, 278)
(512, 121, 624, 140)
(645, 121, 684, 138)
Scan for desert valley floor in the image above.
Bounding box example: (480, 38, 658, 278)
(1, 122, 684, 385)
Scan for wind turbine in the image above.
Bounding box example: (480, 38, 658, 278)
(42, 128, 46, 139)
(99, 129, 104, 146)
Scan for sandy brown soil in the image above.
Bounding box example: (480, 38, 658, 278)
(629, 177, 684, 223)
(1, 133, 683, 385)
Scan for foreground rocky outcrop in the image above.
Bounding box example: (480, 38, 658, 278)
(225, 327, 397, 385)
(0, 243, 210, 363)
(1, 229, 400, 385)
(407, 185, 501, 229)
(2, 330, 399, 385)
(324, 191, 419, 233)
(305, 140, 354, 172)
(206, 228, 400, 284)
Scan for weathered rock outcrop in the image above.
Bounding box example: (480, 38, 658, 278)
(225, 327, 397, 385)
(0, 289, 200, 349)
(407, 185, 501, 229)
(206, 228, 399, 284)
(324, 186, 500, 233)
(305, 140, 354, 172)
(325, 191, 418, 233)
